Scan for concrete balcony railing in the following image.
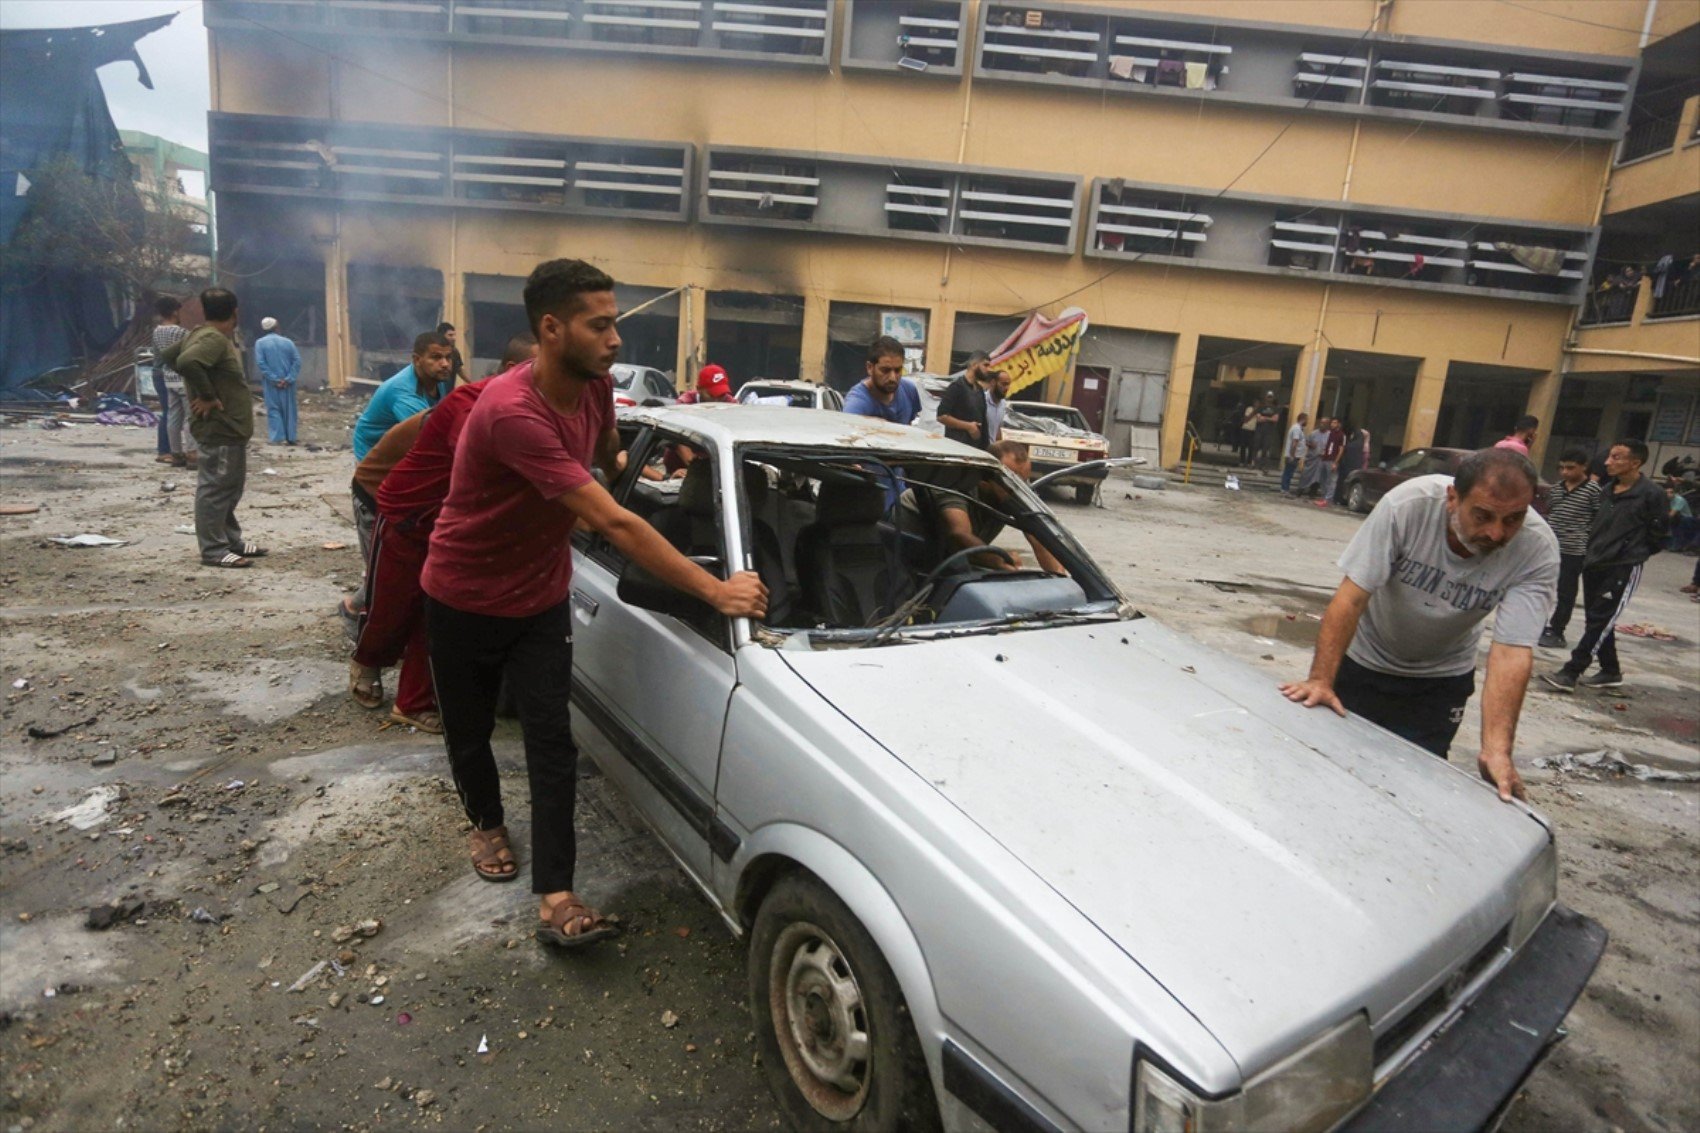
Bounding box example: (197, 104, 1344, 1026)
(1607, 95, 1700, 216)
(1574, 273, 1700, 366)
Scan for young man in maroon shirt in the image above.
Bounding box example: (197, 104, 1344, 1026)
(422, 260, 766, 946)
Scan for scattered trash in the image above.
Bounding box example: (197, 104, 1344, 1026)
(12, 678, 28, 689)
(255, 882, 280, 894)
(27, 715, 97, 739)
(476, 1034, 489, 1054)
(48, 534, 127, 548)
(86, 899, 145, 931)
(173, 525, 196, 535)
(1130, 474, 1166, 491)
(0, 504, 41, 516)
(397, 1012, 412, 1025)
(51, 786, 119, 830)
(661, 1010, 679, 1029)
(414, 1089, 436, 1109)
(1223, 474, 1241, 491)
(322, 541, 347, 550)
(672, 926, 691, 939)
(95, 406, 158, 428)
(188, 907, 220, 925)
(371, 995, 386, 1006)
(161, 481, 177, 492)
(223, 779, 246, 791)
(288, 960, 328, 992)
(91, 750, 117, 767)
(262, 468, 279, 476)
(1617, 622, 1677, 642)
(1531, 750, 1700, 783)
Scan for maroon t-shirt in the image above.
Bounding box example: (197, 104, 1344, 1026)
(421, 362, 613, 617)
(377, 381, 486, 524)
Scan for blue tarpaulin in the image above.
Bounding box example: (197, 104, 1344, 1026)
(0, 14, 175, 395)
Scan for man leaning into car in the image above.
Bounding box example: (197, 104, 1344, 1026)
(421, 258, 766, 948)
(1279, 448, 1558, 802)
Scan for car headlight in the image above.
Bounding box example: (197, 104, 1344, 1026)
(1509, 837, 1558, 951)
(1133, 1015, 1372, 1133)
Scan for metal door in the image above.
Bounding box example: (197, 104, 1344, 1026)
(1070, 365, 1111, 432)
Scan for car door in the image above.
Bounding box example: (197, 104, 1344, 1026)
(568, 426, 738, 883)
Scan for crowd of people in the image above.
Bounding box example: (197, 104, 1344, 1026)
(143, 257, 1687, 948)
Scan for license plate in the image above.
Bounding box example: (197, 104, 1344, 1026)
(1032, 446, 1075, 462)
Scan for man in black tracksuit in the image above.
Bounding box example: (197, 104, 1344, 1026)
(1543, 438, 1668, 692)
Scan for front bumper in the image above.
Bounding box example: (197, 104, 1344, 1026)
(1032, 460, 1109, 485)
(1338, 903, 1607, 1133)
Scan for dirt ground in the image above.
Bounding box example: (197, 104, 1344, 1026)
(1, 391, 1695, 1133)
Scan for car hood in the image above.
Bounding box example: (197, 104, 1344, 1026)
(778, 618, 1547, 1074)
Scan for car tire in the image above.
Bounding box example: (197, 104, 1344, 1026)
(749, 872, 940, 1133)
(1347, 482, 1368, 514)
(1073, 482, 1095, 505)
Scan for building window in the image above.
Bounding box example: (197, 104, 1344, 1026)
(957, 175, 1075, 248)
(843, 0, 965, 75)
(705, 156, 820, 223)
(1092, 183, 1209, 259)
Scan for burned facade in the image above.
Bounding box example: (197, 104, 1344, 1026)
(202, 0, 1698, 471)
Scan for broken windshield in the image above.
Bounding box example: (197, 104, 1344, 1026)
(734, 446, 1127, 646)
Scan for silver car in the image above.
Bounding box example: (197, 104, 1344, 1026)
(736, 378, 847, 410)
(611, 362, 677, 407)
(569, 405, 1604, 1133)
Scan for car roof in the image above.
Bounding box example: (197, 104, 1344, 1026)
(623, 404, 999, 462)
(1009, 400, 1076, 411)
(739, 379, 821, 391)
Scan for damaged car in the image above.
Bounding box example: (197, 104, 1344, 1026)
(569, 404, 1605, 1133)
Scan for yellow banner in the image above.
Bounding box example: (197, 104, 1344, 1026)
(994, 310, 1086, 398)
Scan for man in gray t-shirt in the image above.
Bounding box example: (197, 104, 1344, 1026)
(1280, 450, 1558, 802)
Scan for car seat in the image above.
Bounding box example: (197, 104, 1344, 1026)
(796, 481, 911, 626)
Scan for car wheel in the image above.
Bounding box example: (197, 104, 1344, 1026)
(1347, 482, 1368, 514)
(749, 872, 940, 1133)
(1073, 483, 1095, 505)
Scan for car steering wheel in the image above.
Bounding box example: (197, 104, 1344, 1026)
(916, 544, 1017, 592)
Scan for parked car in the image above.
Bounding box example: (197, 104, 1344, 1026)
(611, 362, 677, 408)
(1002, 400, 1110, 504)
(736, 378, 846, 410)
(570, 405, 1603, 1133)
(1344, 446, 1553, 515)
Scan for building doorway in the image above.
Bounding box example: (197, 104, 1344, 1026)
(705, 291, 803, 386)
(1070, 366, 1110, 431)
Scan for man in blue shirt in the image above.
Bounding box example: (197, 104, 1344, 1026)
(344, 331, 454, 627)
(352, 332, 455, 459)
(255, 317, 302, 445)
(842, 336, 921, 425)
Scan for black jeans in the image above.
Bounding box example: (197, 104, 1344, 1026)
(427, 596, 580, 894)
(1563, 563, 1642, 678)
(1547, 552, 1584, 635)
(1335, 655, 1476, 758)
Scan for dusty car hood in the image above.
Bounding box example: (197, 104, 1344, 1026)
(778, 618, 1547, 1074)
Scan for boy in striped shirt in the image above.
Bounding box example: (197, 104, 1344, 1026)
(1538, 447, 1602, 649)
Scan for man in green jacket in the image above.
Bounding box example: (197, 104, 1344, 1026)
(160, 287, 267, 568)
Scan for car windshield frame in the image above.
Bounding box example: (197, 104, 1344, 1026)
(734, 443, 1132, 649)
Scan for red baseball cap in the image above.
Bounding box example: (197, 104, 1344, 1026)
(697, 364, 731, 400)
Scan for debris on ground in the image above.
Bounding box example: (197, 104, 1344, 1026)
(26, 715, 98, 739)
(1616, 622, 1679, 642)
(1532, 750, 1700, 783)
(47, 534, 127, 548)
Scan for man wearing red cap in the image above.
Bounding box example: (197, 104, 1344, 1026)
(679, 364, 735, 404)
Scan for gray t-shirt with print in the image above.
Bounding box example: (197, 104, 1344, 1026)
(1339, 475, 1559, 678)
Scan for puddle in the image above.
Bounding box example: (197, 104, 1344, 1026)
(186, 659, 345, 724)
(0, 913, 127, 1011)
(1244, 612, 1322, 646)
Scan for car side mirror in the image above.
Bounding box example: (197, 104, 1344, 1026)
(618, 556, 720, 620)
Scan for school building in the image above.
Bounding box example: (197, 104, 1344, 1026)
(202, 0, 1700, 471)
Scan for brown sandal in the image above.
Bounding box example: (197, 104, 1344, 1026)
(470, 826, 518, 883)
(538, 894, 619, 949)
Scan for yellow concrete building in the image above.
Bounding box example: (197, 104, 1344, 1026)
(203, 0, 1698, 470)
